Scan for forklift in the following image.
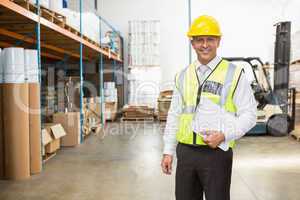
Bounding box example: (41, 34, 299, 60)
(224, 22, 296, 136)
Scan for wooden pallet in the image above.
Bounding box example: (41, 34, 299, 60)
(291, 60, 300, 65)
(106, 117, 117, 122)
(63, 24, 80, 36)
(10, 0, 102, 47)
(40, 7, 66, 27)
(290, 130, 300, 141)
(121, 117, 154, 122)
(158, 116, 167, 121)
(11, 0, 66, 25)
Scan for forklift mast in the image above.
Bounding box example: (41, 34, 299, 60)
(274, 21, 291, 113)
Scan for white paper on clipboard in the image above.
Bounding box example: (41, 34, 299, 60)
(192, 98, 237, 151)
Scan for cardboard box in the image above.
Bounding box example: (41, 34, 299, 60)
(42, 129, 52, 146)
(42, 123, 66, 154)
(105, 102, 118, 121)
(45, 139, 60, 154)
(53, 112, 81, 147)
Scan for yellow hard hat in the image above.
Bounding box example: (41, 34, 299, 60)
(187, 15, 222, 37)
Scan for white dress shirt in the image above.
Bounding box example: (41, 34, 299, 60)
(163, 56, 257, 155)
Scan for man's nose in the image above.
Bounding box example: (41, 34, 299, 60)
(202, 39, 208, 48)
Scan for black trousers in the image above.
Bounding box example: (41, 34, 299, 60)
(175, 143, 233, 200)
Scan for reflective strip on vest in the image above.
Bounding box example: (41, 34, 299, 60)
(176, 67, 188, 105)
(219, 63, 236, 106)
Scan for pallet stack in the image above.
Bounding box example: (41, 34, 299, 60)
(157, 90, 173, 121)
(122, 105, 154, 121)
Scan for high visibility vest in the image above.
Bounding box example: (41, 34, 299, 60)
(175, 59, 243, 147)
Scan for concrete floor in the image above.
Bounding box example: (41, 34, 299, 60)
(1, 122, 300, 200)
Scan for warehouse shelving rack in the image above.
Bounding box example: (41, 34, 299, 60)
(0, 0, 124, 147)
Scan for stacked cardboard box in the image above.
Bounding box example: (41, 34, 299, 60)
(157, 90, 173, 121)
(53, 112, 81, 147)
(105, 102, 118, 121)
(42, 123, 66, 157)
(104, 82, 118, 103)
(104, 82, 118, 121)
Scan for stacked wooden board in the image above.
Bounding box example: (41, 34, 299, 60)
(122, 105, 154, 121)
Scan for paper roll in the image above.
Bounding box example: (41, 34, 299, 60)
(29, 83, 42, 175)
(27, 74, 39, 83)
(24, 49, 38, 67)
(49, 0, 63, 14)
(0, 85, 4, 179)
(3, 64, 25, 74)
(3, 73, 25, 83)
(29, 0, 49, 8)
(3, 83, 30, 180)
(104, 82, 115, 89)
(0, 49, 3, 84)
(3, 48, 24, 67)
(24, 50, 38, 81)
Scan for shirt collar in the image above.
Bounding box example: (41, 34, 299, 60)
(194, 56, 222, 70)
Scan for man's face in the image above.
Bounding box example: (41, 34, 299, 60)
(191, 36, 221, 65)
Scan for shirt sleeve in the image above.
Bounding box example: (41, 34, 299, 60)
(224, 71, 257, 142)
(162, 85, 182, 155)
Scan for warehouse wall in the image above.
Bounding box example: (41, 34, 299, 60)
(100, 0, 189, 91)
(191, 0, 300, 64)
(99, 0, 300, 90)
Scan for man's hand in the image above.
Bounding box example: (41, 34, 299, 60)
(203, 131, 225, 149)
(161, 154, 173, 175)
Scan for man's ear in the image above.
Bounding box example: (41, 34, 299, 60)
(217, 37, 221, 47)
(191, 40, 196, 50)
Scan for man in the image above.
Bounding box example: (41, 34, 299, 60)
(161, 15, 257, 200)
